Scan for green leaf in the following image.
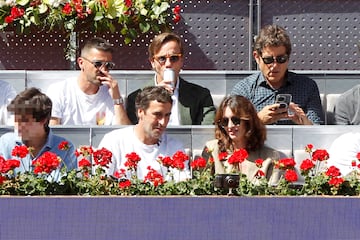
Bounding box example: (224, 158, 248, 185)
(38, 4, 48, 14)
(94, 12, 104, 21)
(139, 22, 150, 33)
(17, 0, 30, 7)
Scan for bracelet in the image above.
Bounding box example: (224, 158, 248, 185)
(113, 97, 124, 105)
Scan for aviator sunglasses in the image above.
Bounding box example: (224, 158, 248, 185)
(82, 57, 115, 70)
(261, 55, 289, 64)
(218, 116, 242, 128)
(154, 53, 182, 64)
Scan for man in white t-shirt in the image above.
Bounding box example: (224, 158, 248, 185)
(98, 86, 190, 181)
(47, 37, 130, 125)
(327, 132, 360, 176)
(0, 80, 16, 125)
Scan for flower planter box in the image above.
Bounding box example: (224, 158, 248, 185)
(1, 196, 359, 239)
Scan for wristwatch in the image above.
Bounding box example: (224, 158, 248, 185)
(113, 97, 124, 105)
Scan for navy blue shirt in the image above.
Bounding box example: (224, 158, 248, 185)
(231, 71, 324, 125)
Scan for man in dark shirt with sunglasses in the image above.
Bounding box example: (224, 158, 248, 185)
(47, 37, 130, 125)
(231, 25, 324, 125)
(126, 32, 216, 125)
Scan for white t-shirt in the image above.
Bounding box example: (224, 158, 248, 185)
(98, 126, 190, 181)
(327, 132, 360, 176)
(0, 80, 16, 125)
(46, 78, 115, 125)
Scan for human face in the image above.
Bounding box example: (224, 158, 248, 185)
(14, 114, 46, 141)
(137, 100, 172, 144)
(78, 48, 113, 86)
(221, 107, 247, 145)
(254, 45, 289, 89)
(150, 40, 183, 84)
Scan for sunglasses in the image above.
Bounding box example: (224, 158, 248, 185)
(261, 55, 289, 64)
(218, 117, 242, 128)
(82, 57, 115, 70)
(154, 53, 182, 64)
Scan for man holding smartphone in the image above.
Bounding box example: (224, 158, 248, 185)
(231, 25, 324, 125)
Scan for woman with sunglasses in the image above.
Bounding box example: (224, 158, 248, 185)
(201, 95, 283, 184)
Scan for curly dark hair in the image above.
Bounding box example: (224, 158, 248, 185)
(214, 95, 266, 152)
(254, 24, 292, 57)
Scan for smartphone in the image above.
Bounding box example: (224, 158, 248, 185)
(275, 94, 292, 109)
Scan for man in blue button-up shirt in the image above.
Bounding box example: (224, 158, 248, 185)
(231, 25, 324, 125)
(0, 88, 77, 181)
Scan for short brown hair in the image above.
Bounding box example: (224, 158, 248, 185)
(254, 24, 292, 56)
(8, 87, 52, 132)
(81, 37, 113, 57)
(148, 32, 184, 59)
(214, 95, 266, 152)
(135, 86, 173, 112)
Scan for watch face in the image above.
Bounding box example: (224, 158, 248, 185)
(113, 98, 124, 105)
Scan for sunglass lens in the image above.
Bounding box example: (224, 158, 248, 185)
(170, 56, 180, 62)
(220, 118, 229, 127)
(276, 55, 288, 63)
(94, 61, 103, 68)
(262, 57, 274, 64)
(105, 62, 115, 69)
(231, 117, 241, 125)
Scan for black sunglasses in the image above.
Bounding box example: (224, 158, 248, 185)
(261, 55, 289, 64)
(154, 54, 182, 64)
(82, 57, 115, 70)
(218, 117, 242, 128)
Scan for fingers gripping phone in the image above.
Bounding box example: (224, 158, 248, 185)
(275, 94, 292, 109)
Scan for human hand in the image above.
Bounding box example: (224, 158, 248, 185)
(287, 102, 313, 125)
(257, 103, 289, 124)
(157, 79, 175, 93)
(97, 70, 121, 99)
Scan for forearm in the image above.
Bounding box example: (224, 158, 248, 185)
(113, 104, 131, 125)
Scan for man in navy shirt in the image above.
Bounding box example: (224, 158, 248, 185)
(231, 25, 324, 125)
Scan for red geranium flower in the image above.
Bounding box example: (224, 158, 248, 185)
(0, 175, 6, 184)
(32, 152, 61, 174)
(274, 158, 296, 170)
(76, 146, 93, 157)
(300, 159, 315, 173)
(78, 158, 91, 168)
(190, 157, 207, 170)
(58, 141, 69, 150)
(0, 156, 20, 173)
(228, 149, 248, 165)
(171, 151, 188, 170)
(284, 169, 298, 182)
(218, 151, 228, 161)
(144, 166, 164, 187)
(356, 152, 360, 160)
(11, 145, 29, 158)
(119, 179, 131, 189)
(328, 177, 344, 187)
(255, 170, 265, 178)
(312, 149, 329, 161)
(305, 144, 313, 153)
(325, 166, 341, 177)
(255, 158, 264, 168)
(124, 152, 141, 170)
(93, 147, 112, 168)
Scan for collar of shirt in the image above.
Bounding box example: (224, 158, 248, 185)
(258, 70, 292, 90)
(15, 130, 52, 159)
